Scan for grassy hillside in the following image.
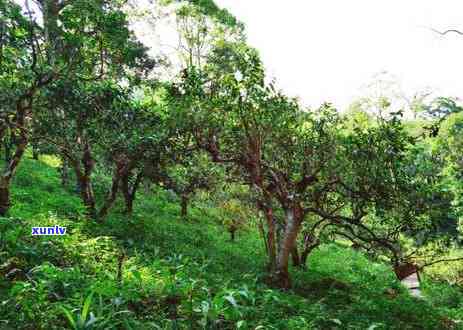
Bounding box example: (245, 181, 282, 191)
(1, 155, 462, 329)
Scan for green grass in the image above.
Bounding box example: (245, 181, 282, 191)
(1, 154, 462, 329)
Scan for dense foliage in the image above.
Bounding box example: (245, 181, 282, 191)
(1, 0, 462, 328)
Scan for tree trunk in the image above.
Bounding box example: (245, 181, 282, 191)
(274, 207, 303, 289)
(4, 136, 12, 163)
(143, 180, 151, 194)
(0, 37, 55, 216)
(60, 158, 69, 186)
(0, 108, 29, 216)
(180, 195, 188, 218)
(230, 228, 236, 242)
(43, 0, 62, 65)
(122, 172, 142, 215)
(0, 123, 7, 147)
(291, 246, 301, 267)
(122, 175, 131, 214)
(0, 181, 11, 217)
(0, 125, 7, 163)
(300, 233, 320, 267)
(71, 140, 97, 219)
(125, 195, 134, 215)
(76, 172, 96, 219)
(394, 263, 419, 281)
(0, 147, 27, 216)
(261, 204, 277, 272)
(98, 170, 122, 219)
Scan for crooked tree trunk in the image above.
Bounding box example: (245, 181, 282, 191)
(0, 127, 11, 216)
(0, 104, 29, 216)
(71, 140, 97, 219)
(300, 242, 319, 268)
(0, 46, 55, 215)
(99, 156, 136, 219)
(122, 172, 142, 215)
(300, 233, 320, 268)
(98, 168, 123, 219)
(0, 140, 28, 215)
(274, 207, 304, 289)
(75, 172, 96, 219)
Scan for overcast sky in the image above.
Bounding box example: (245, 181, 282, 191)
(17, 0, 463, 110)
(214, 0, 463, 109)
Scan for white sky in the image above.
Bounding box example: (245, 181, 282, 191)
(17, 0, 463, 110)
(214, 0, 463, 109)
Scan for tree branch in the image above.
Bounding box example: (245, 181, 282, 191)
(430, 28, 463, 36)
(422, 256, 463, 269)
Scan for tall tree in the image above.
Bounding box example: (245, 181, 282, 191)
(0, 0, 54, 216)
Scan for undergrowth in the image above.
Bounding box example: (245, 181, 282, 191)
(1, 155, 462, 329)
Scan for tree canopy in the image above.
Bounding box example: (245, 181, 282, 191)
(1, 0, 463, 328)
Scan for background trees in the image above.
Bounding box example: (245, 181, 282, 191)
(1, 1, 463, 328)
(175, 39, 453, 288)
(0, 0, 151, 216)
(0, 0, 53, 215)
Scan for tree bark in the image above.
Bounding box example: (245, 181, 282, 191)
(260, 203, 277, 272)
(60, 157, 69, 186)
(122, 171, 142, 215)
(0, 143, 27, 216)
(0, 21, 56, 216)
(4, 134, 12, 163)
(121, 175, 131, 214)
(42, 0, 63, 65)
(274, 207, 304, 289)
(125, 195, 134, 215)
(300, 233, 320, 267)
(98, 168, 123, 219)
(180, 194, 188, 218)
(0, 122, 7, 147)
(0, 183, 11, 217)
(394, 263, 419, 281)
(0, 103, 29, 216)
(291, 246, 301, 267)
(75, 170, 96, 219)
(70, 139, 97, 219)
(300, 244, 318, 268)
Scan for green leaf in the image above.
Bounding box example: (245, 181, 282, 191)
(81, 292, 94, 322)
(330, 318, 342, 325)
(60, 306, 77, 329)
(237, 320, 246, 329)
(224, 294, 238, 308)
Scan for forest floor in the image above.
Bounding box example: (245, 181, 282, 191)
(1, 154, 463, 329)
